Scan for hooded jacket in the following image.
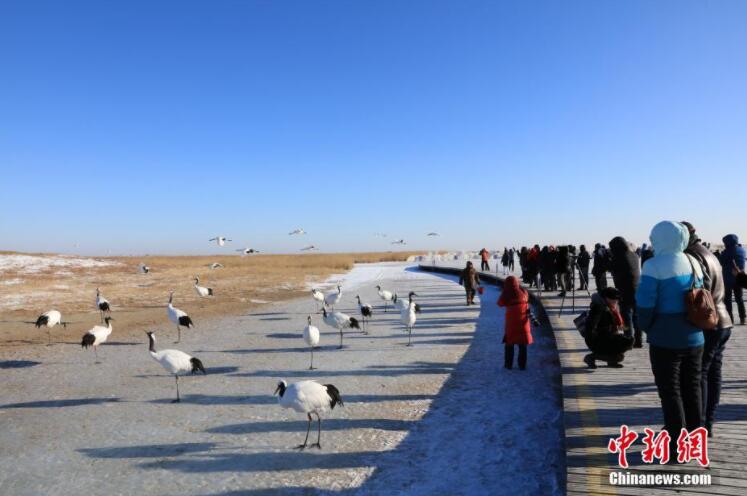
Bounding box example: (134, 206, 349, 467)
(720, 234, 746, 287)
(497, 276, 533, 345)
(608, 236, 641, 303)
(636, 221, 704, 349)
(685, 235, 732, 330)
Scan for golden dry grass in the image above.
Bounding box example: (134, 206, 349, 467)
(0, 251, 420, 348)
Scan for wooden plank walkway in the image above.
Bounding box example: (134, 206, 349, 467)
(421, 262, 747, 495)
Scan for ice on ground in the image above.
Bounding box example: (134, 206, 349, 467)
(0, 254, 120, 274)
(308, 262, 424, 293)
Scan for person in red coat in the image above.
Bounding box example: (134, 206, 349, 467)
(498, 275, 534, 370)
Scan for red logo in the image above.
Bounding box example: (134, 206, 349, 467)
(608, 424, 638, 468)
(608, 426, 709, 467)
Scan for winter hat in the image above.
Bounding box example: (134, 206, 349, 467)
(681, 221, 696, 236)
(600, 287, 622, 300)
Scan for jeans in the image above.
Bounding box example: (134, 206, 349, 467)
(701, 328, 732, 426)
(481, 260, 490, 271)
(505, 344, 527, 369)
(620, 299, 641, 343)
(724, 285, 745, 323)
(649, 345, 704, 439)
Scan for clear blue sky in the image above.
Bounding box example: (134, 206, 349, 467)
(2, 1, 745, 255)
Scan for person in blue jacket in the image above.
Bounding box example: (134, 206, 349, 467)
(636, 221, 705, 445)
(720, 234, 746, 325)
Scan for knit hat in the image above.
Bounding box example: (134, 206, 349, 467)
(600, 287, 621, 300)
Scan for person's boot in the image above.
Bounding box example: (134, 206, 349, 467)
(607, 354, 624, 368)
(705, 421, 713, 438)
(634, 332, 643, 348)
(583, 353, 597, 369)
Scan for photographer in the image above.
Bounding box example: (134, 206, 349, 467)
(583, 287, 634, 368)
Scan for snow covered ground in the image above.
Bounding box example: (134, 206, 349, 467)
(0, 263, 563, 495)
(0, 253, 119, 275)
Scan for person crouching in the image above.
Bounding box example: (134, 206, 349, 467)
(498, 275, 535, 370)
(583, 287, 634, 368)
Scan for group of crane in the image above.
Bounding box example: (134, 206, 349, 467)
(25, 242, 431, 450)
(301, 283, 422, 367)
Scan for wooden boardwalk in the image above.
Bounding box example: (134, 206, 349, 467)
(421, 262, 747, 495)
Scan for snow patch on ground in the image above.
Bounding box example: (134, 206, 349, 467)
(307, 262, 420, 292)
(0, 254, 120, 274)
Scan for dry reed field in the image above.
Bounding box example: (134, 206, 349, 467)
(0, 251, 419, 349)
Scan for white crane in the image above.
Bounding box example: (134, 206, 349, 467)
(236, 248, 259, 255)
(427, 232, 440, 236)
(274, 380, 343, 450)
(167, 291, 194, 343)
(391, 239, 406, 245)
(376, 285, 395, 312)
(81, 317, 114, 361)
(311, 289, 325, 312)
(289, 228, 307, 236)
(324, 285, 342, 309)
(302, 316, 320, 370)
(355, 295, 373, 332)
(394, 292, 422, 314)
(400, 298, 418, 346)
(138, 263, 150, 274)
(209, 262, 225, 270)
(209, 236, 232, 246)
(95, 288, 111, 323)
(33, 310, 66, 344)
(193, 276, 213, 297)
(145, 331, 206, 403)
(300, 245, 318, 252)
(321, 307, 360, 349)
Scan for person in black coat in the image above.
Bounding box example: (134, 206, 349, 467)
(577, 245, 591, 290)
(608, 236, 642, 348)
(555, 245, 571, 296)
(539, 246, 554, 291)
(592, 243, 609, 291)
(583, 287, 634, 368)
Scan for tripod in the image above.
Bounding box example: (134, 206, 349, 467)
(559, 259, 592, 314)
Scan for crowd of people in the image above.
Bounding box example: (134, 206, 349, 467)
(464, 223, 746, 446)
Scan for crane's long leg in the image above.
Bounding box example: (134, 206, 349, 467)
(407, 327, 412, 347)
(176, 325, 181, 343)
(94, 346, 100, 362)
(310, 413, 322, 449)
(173, 375, 180, 403)
(47, 328, 52, 345)
(296, 413, 312, 449)
(309, 347, 316, 370)
(338, 329, 343, 349)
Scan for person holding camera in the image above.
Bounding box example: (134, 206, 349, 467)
(582, 287, 634, 368)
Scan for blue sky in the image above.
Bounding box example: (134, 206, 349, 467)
(1, 1, 746, 255)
